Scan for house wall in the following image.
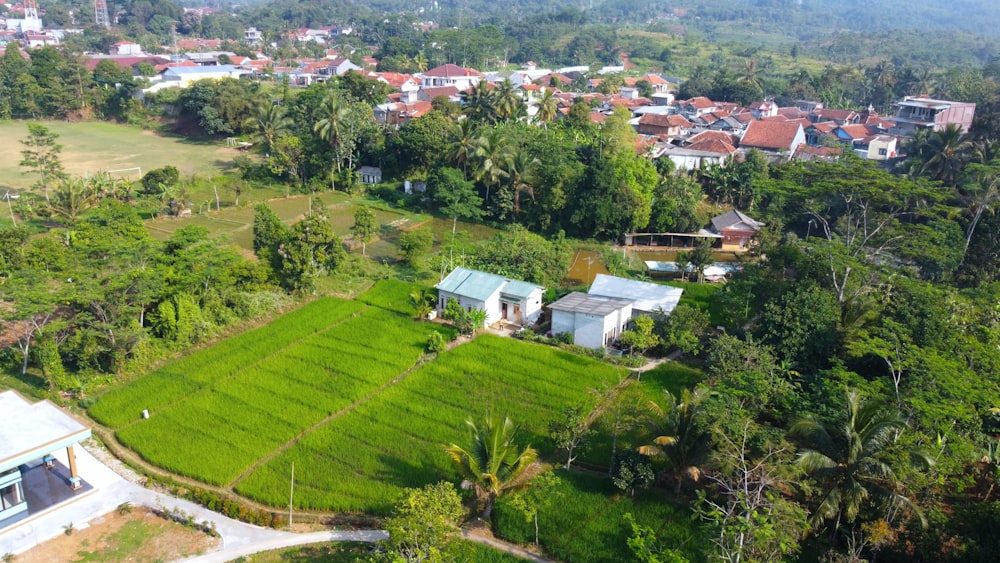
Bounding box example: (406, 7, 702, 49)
(551, 306, 631, 350)
(438, 290, 501, 326)
(866, 137, 897, 160)
(523, 288, 544, 325)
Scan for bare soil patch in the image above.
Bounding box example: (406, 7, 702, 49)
(17, 507, 220, 563)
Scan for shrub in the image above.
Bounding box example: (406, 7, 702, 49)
(427, 331, 446, 353)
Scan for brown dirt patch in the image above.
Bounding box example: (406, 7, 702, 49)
(17, 507, 220, 563)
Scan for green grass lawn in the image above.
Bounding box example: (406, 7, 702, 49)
(660, 281, 724, 326)
(0, 121, 237, 192)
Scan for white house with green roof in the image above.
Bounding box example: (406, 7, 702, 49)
(435, 267, 544, 327)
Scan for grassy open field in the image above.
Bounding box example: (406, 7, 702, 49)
(0, 121, 238, 192)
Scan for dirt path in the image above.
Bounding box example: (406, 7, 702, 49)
(461, 522, 554, 562)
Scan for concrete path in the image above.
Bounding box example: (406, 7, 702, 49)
(0, 441, 386, 560)
(461, 526, 553, 562)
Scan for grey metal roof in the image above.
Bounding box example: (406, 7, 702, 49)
(588, 274, 684, 314)
(548, 292, 632, 316)
(711, 209, 765, 232)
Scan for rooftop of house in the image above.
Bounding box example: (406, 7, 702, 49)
(687, 130, 739, 145)
(423, 63, 483, 78)
(588, 274, 684, 315)
(712, 209, 765, 233)
(435, 267, 542, 302)
(548, 292, 633, 316)
(0, 390, 91, 473)
(740, 120, 803, 151)
(686, 138, 737, 155)
(684, 96, 715, 109)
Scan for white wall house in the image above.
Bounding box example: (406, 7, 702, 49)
(549, 292, 633, 349)
(435, 267, 544, 327)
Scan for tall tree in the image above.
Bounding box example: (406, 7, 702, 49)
(640, 386, 712, 492)
(536, 89, 559, 128)
(920, 123, 973, 187)
(473, 128, 513, 207)
(444, 414, 542, 518)
(791, 390, 932, 532)
(350, 206, 378, 256)
(313, 92, 350, 190)
(20, 122, 67, 203)
(251, 100, 292, 155)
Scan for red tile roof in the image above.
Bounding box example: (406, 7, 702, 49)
(837, 124, 877, 139)
(687, 138, 737, 155)
(684, 96, 715, 109)
(688, 130, 739, 145)
(638, 113, 691, 129)
(423, 63, 483, 78)
(740, 120, 803, 151)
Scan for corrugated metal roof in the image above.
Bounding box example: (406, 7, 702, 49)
(549, 292, 632, 316)
(501, 279, 542, 299)
(588, 274, 683, 314)
(436, 267, 506, 301)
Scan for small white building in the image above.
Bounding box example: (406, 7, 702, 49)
(358, 166, 382, 184)
(435, 267, 544, 327)
(111, 41, 142, 56)
(549, 292, 633, 349)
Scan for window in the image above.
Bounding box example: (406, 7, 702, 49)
(878, 148, 888, 156)
(1, 482, 24, 510)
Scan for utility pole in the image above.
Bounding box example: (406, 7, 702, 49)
(288, 462, 294, 529)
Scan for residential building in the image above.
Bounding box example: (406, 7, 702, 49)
(420, 64, 483, 90)
(549, 292, 633, 349)
(710, 209, 765, 250)
(890, 96, 976, 135)
(435, 267, 544, 327)
(111, 41, 142, 56)
(739, 120, 806, 156)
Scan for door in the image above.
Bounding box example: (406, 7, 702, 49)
(501, 302, 508, 320)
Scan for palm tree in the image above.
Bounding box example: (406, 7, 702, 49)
(791, 390, 932, 532)
(444, 414, 542, 518)
(461, 80, 496, 124)
(537, 89, 559, 129)
(252, 100, 292, 155)
(473, 128, 512, 205)
(639, 387, 711, 492)
(960, 163, 1000, 258)
(492, 79, 523, 122)
(446, 119, 479, 179)
(507, 151, 539, 220)
(314, 93, 350, 191)
(409, 289, 434, 320)
(920, 123, 973, 187)
(49, 176, 97, 221)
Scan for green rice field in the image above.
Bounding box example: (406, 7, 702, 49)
(234, 335, 620, 513)
(92, 282, 618, 512)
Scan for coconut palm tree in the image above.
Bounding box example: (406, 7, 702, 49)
(492, 78, 523, 122)
(252, 100, 292, 155)
(507, 150, 539, 220)
(537, 89, 559, 129)
(49, 176, 98, 222)
(446, 119, 479, 179)
(920, 123, 973, 187)
(314, 93, 350, 190)
(473, 128, 512, 205)
(461, 80, 496, 124)
(791, 389, 932, 532)
(444, 414, 542, 518)
(639, 387, 711, 492)
(960, 163, 1000, 258)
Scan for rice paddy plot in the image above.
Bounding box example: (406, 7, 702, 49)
(235, 335, 621, 513)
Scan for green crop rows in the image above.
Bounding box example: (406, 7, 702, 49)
(234, 335, 621, 513)
(94, 299, 449, 486)
(356, 279, 427, 316)
(90, 298, 365, 429)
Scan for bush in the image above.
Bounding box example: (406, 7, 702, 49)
(427, 331, 446, 353)
(140, 166, 180, 195)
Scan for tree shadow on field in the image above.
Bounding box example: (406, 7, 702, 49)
(376, 451, 452, 492)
